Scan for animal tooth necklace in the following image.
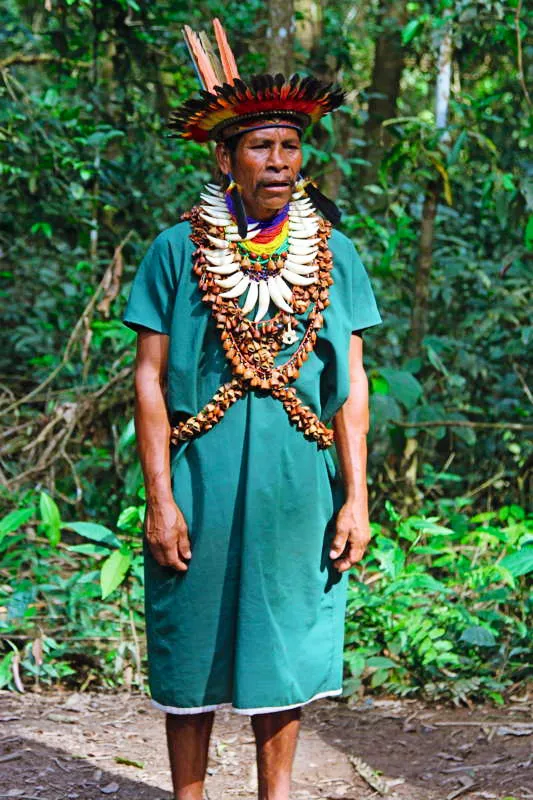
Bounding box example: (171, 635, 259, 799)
(198, 183, 321, 325)
(174, 185, 336, 450)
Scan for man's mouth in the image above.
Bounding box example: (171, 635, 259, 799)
(261, 181, 292, 190)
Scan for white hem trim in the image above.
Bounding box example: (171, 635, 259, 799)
(151, 688, 342, 716)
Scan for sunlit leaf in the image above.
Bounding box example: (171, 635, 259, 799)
(39, 492, 61, 547)
(0, 508, 35, 538)
(63, 522, 120, 548)
(500, 547, 533, 577)
(100, 549, 132, 598)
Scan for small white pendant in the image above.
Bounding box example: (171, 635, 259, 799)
(282, 322, 299, 346)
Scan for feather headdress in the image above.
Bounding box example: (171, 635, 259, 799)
(168, 19, 345, 143)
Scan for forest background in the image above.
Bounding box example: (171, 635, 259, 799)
(0, 0, 531, 706)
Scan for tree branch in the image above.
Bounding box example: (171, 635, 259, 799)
(392, 420, 532, 431)
(0, 53, 91, 70)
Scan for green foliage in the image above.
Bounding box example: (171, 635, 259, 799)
(343, 504, 532, 704)
(1, 490, 530, 702)
(0, 0, 531, 701)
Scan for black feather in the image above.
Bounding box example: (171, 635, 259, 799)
(229, 183, 248, 238)
(303, 181, 342, 226)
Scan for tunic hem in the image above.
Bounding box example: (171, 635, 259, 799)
(151, 688, 343, 716)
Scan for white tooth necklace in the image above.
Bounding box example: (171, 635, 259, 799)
(196, 183, 321, 324)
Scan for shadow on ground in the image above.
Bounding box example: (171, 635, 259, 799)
(1, 691, 532, 800)
(0, 736, 172, 800)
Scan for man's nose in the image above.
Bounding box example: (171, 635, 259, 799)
(266, 145, 288, 171)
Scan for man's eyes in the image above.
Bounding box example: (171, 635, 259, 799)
(250, 144, 300, 150)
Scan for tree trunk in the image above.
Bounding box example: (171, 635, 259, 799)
(406, 183, 438, 359)
(266, 0, 295, 75)
(407, 10, 453, 359)
(362, 2, 406, 189)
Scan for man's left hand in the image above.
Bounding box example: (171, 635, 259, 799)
(329, 503, 371, 573)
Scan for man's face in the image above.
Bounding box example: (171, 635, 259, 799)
(216, 127, 303, 220)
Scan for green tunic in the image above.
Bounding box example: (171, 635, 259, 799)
(123, 219, 381, 714)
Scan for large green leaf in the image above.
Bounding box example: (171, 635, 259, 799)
(39, 492, 61, 547)
(0, 507, 35, 539)
(100, 549, 132, 599)
(63, 522, 121, 549)
(409, 519, 454, 535)
(366, 656, 398, 669)
(460, 626, 497, 647)
(380, 369, 423, 411)
(370, 393, 401, 427)
(67, 543, 113, 557)
(500, 547, 533, 577)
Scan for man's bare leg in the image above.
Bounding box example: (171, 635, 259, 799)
(251, 708, 302, 800)
(166, 711, 215, 800)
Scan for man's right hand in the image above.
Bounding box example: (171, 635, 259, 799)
(145, 500, 192, 572)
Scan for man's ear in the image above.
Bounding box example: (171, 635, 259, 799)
(215, 142, 231, 177)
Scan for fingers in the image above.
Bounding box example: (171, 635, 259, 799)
(178, 530, 192, 561)
(329, 532, 348, 560)
(331, 532, 369, 573)
(145, 503, 192, 572)
(149, 538, 189, 572)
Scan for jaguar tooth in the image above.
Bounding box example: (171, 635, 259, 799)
(267, 277, 293, 313)
(215, 271, 244, 289)
(286, 251, 317, 265)
(289, 210, 315, 219)
(284, 260, 317, 275)
(221, 275, 250, 298)
(275, 275, 293, 303)
(206, 263, 240, 275)
(288, 244, 319, 257)
(206, 234, 230, 248)
(288, 237, 320, 247)
(241, 280, 259, 316)
(254, 280, 270, 323)
(204, 250, 233, 265)
(200, 213, 232, 227)
(280, 268, 317, 286)
(200, 194, 228, 206)
(288, 220, 318, 231)
(288, 230, 319, 239)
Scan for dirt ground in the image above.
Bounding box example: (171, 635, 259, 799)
(0, 691, 532, 800)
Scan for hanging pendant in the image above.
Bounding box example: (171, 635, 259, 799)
(282, 322, 299, 346)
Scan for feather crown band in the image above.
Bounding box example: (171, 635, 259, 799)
(167, 19, 345, 143)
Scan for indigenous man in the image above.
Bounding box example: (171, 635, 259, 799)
(123, 19, 382, 800)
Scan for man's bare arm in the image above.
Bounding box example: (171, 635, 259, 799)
(330, 334, 371, 573)
(134, 329, 191, 571)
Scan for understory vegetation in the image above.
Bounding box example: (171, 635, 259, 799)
(1, 0, 531, 703)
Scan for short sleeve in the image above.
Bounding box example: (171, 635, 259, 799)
(351, 245, 382, 333)
(123, 233, 177, 335)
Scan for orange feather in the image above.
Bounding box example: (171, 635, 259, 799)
(183, 25, 219, 92)
(213, 18, 240, 85)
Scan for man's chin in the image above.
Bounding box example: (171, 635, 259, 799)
(258, 186, 292, 207)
